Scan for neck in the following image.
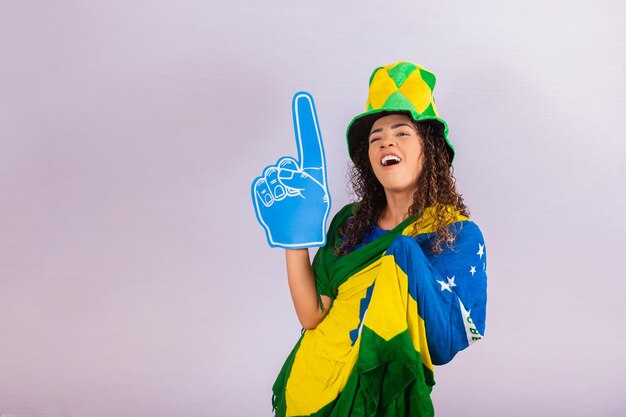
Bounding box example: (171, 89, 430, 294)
(378, 189, 417, 230)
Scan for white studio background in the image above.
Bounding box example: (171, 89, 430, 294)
(1, 1, 624, 416)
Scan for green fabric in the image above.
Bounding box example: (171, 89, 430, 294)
(387, 62, 417, 89)
(382, 91, 417, 114)
(418, 68, 436, 91)
(312, 203, 415, 301)
(345, 327, 435, 416)
(422, 103, 437, 117)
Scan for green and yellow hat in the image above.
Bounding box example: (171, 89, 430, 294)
(346, 61, 454, 163)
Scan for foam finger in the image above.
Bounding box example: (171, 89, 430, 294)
(277, 156, 299, 171)
(292, 92, 326, 172)
(264, 166, 286, 200)
(254, 178, 273, 207)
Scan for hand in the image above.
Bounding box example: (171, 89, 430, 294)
(252, 92, 331, 248)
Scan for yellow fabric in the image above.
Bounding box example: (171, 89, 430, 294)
(286, 261, 377, 415)
(406, 206, 469, 235)
(284, 207, 468, 416)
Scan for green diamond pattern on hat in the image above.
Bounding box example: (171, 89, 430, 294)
(382, 91, 416, 113)
(421, 102, 437, 117)
(386, 62, 417, 89)
(419, 68, 437, 91)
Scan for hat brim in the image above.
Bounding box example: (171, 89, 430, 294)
(346, 109, 454, 163)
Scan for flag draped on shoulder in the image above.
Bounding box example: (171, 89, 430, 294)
(272, 203, 488, 417)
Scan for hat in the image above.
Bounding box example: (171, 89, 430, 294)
(346, 61, 454, 163)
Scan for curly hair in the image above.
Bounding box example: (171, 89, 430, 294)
(335, 117, 470, 256)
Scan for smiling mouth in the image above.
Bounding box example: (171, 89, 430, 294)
(381, 155, 401, 166)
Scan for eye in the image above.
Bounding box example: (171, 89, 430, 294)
(396, 132, 410, 137)
(369, 137, 380, 144)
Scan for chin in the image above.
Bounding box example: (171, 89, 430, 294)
(380, 182, 418, 195)
(374, 170, 420, 189)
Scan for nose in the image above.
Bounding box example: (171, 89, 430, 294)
(378, 133, 397, 148)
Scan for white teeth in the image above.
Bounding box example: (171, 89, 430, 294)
(381, 155, 401, 166)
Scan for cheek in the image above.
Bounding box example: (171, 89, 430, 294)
(409, 151, 425, 180)
(415, 154, 425, 173)
(413, 143, 425, 169)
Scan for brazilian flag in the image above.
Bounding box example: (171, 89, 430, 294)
(272, 204, 488, 416)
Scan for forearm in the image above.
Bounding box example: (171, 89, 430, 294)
(285, 249, 331, 329)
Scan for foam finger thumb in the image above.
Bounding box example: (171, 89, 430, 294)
(278, 170, 316, 190)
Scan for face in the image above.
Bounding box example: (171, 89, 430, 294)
(368, 113, 424, 195)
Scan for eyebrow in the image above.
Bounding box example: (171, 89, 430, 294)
(369, 123, 415, 136)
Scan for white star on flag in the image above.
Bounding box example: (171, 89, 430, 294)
(437, 279, 452, 292)
(477, 243, 485, 259)
(470, 265, 476, 276)
(447, 276, 456, 287)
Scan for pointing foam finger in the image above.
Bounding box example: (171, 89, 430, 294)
(292, 92, 326, 172)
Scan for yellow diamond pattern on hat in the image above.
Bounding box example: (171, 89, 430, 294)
(398, 70, 436, 114)
(366, 69, 398, 110)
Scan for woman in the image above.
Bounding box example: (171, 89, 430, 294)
(273, 62, 487, 417)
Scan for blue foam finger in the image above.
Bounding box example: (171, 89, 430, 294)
(253, 177, 273, 207)
(293, 92, 326, 173)
(276, 156, 299, 171)
(251, 92, 332, 249)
